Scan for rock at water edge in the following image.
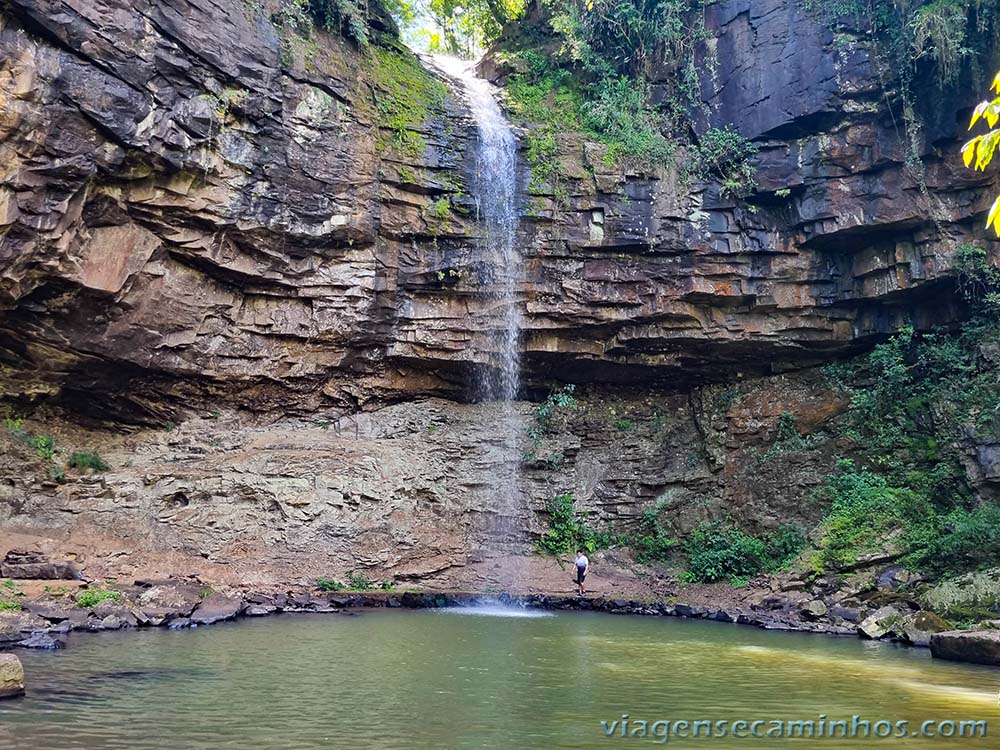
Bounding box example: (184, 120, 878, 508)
(0, 654, 25, 699)
(930, 630, 1000, 666)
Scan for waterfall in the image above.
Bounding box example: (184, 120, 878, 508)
(432, 57, 524, 576)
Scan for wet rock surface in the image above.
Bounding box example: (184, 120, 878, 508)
(930, 630, 1000, 667)
(0, 654, 25, 699)
(0, 0, 998, 649)
(0, 0, 993, 416)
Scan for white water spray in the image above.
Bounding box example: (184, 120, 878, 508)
(432, 56, 524, 580)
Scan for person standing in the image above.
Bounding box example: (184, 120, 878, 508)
(574, 550, 589, 596)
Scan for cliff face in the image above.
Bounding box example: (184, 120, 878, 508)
(0, 0, 997, 585)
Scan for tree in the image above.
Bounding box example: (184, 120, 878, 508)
(962, 70, 1000, 235)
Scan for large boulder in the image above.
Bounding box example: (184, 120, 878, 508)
(900, 612, 951, 648)
(800, 599, 828, 620)
(858, 606, 904, 639)
(0, 654, 24, 699)
(0, 610, 50, 644)
(930, 630, 1000, 666)
(0, 549, 79, 580)
(190, 593, 244, 626)
(17, 632, 64, 650)
(23, 597, 88, 626)
(134, 584, 202, 626)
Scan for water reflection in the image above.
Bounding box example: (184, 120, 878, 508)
(2, 610, 998, 749)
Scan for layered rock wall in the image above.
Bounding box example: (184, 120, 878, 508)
(0, 0, 998, 584)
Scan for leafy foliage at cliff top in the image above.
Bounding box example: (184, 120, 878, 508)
(804, 0, 1000, 82)
(492, 0, 761, 197)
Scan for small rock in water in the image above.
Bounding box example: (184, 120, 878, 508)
(167, 618, 191, 630)
(0, 654, 25, 699)
(17, 632, 64, 650)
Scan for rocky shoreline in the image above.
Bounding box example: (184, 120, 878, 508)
(1, 577, 986, 662)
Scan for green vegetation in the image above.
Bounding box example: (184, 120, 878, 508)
(347, 571, 372, 590)
(75, 589, 123, 609)
(634, 503, 675, 563)
(805, 0, 997, 86)
(427, 197, 451, 220)
(405, 0, 526, 56)
(370, 46, 449, 156)
(68, 451, 109, 472)
(528, 384, 577, 446)
(683, 522, 805, 584)
(537, 494, 620, 555)
(4, 418, 57, 462)
(760, 411, 820, 462)
(274, 0, 371, 50)
(811, 461, 933, 572)
(688, 126, 759, 199)
(497, 0, 715, 188)
(30, 435, 54, 461)
(806, 247, 1000, 578)
(0, 579, 21, 611)
(316, 572, 384, 591)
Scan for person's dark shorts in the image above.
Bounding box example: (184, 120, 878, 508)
(576, 566, 587, 584)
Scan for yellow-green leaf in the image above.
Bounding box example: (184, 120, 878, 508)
(987, 195, 1000, 232)
(971, 100, 990, 129)
(987, 105, 1000, 128)
(963, 136, 982, 167)
(976, 130, 1000, 170)
(992, 70, 1000, 94)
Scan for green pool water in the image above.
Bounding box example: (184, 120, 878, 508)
(2, 607, 998, 749)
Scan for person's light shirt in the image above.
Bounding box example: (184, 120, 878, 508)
(575, 554, 589, 569)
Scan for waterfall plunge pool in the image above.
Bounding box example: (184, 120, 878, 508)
(2, 609, 998, 749)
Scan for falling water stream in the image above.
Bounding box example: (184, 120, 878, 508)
(432, 57, 524, 585)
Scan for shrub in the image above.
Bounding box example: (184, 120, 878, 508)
(31, 435, 55, 461)
(68, 451, 109, 472)
(907, 504, 1000, 576)
(579, 75, 674, 166)
(0, 600, 21, 612)
(813, 461, 932, 570)
(427, 197, 450, 220)
(75, 589, 123, 609)
(689, 126, 759, 199)
(316, 578, 345, 592)
(683, 521, 804, 583)
(760, 411, 819, 461)
(767, 525, 807, 569)
(537, 493, 611, 555)
(634, 505, 675, 563)
(347, 571, 371, 590)
(528, 384, 577, 446)
(683, 522, 769, 583)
